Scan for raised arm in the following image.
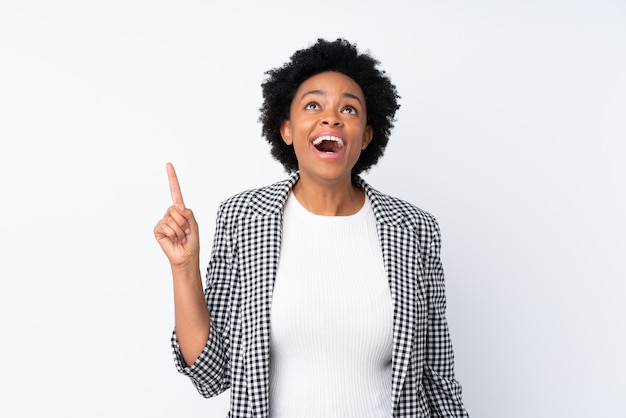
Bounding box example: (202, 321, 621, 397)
(154, 162, 210, 365)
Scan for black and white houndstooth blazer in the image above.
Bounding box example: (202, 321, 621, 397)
(172, 172, 469, 417)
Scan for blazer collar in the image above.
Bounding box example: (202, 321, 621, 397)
(246, 171, 408, 227)
(246, 172, 298, 217)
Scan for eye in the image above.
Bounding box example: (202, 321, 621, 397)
(342, 105, 357, 115)
(305, 102, 320, 110)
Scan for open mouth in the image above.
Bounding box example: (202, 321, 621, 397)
(312, 135, 344, 153)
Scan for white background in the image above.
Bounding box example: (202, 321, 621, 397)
(1, 1, 625, 417)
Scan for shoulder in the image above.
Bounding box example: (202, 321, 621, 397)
(216, 174, 297, 219)
(358, 177, 439, 232)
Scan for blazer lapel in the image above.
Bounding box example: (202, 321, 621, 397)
(239, 174, 297, 418)
(362, 179, 426, 411)
(379, 222, 419, 408)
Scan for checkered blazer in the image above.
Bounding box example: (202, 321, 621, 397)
(172, 172, 468, 417)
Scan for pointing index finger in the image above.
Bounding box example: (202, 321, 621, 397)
(166, 162, 185, 208)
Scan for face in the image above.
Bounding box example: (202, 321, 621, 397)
(280, 71, 373, 186)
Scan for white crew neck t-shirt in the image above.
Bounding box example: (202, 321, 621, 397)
(269, 192, 393, 418)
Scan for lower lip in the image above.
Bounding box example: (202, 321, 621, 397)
(311, 143, 346, 160)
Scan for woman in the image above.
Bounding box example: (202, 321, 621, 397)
(154, 38, 469, 417)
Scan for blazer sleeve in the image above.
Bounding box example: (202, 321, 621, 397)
(171, 204, 233, 398)
(422, 218, 469, 417)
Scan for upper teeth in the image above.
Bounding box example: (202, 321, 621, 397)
(312, 136, 344, 147)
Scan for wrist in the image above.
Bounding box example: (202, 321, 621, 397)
(170, 257, 201, 280)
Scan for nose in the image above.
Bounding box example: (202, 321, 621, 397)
(321, 110, 342, 127)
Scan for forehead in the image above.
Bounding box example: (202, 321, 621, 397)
(295, 71, 365, 99)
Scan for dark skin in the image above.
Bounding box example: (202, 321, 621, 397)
(154, 163, 208, 366)
(280, 71, 373, 216)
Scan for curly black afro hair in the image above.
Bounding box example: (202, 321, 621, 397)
(259, 38, 400, 175)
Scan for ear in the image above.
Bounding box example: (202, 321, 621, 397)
(361, 125, 374, 150)
(280, 120, 293, 145)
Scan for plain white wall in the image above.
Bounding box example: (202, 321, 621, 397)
(1, 0, 624, 417)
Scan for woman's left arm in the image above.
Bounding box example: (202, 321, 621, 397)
(422, 219, 470, 417)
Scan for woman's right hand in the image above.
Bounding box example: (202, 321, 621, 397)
(155, 163, 210, 365)
(154, 162, 200, 269)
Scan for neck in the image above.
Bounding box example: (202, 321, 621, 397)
(292, 173, 364, 216)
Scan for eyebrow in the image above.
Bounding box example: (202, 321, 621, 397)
(300, 89, 363, 105)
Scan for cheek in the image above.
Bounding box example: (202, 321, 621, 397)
(291, 137, 309, 157)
